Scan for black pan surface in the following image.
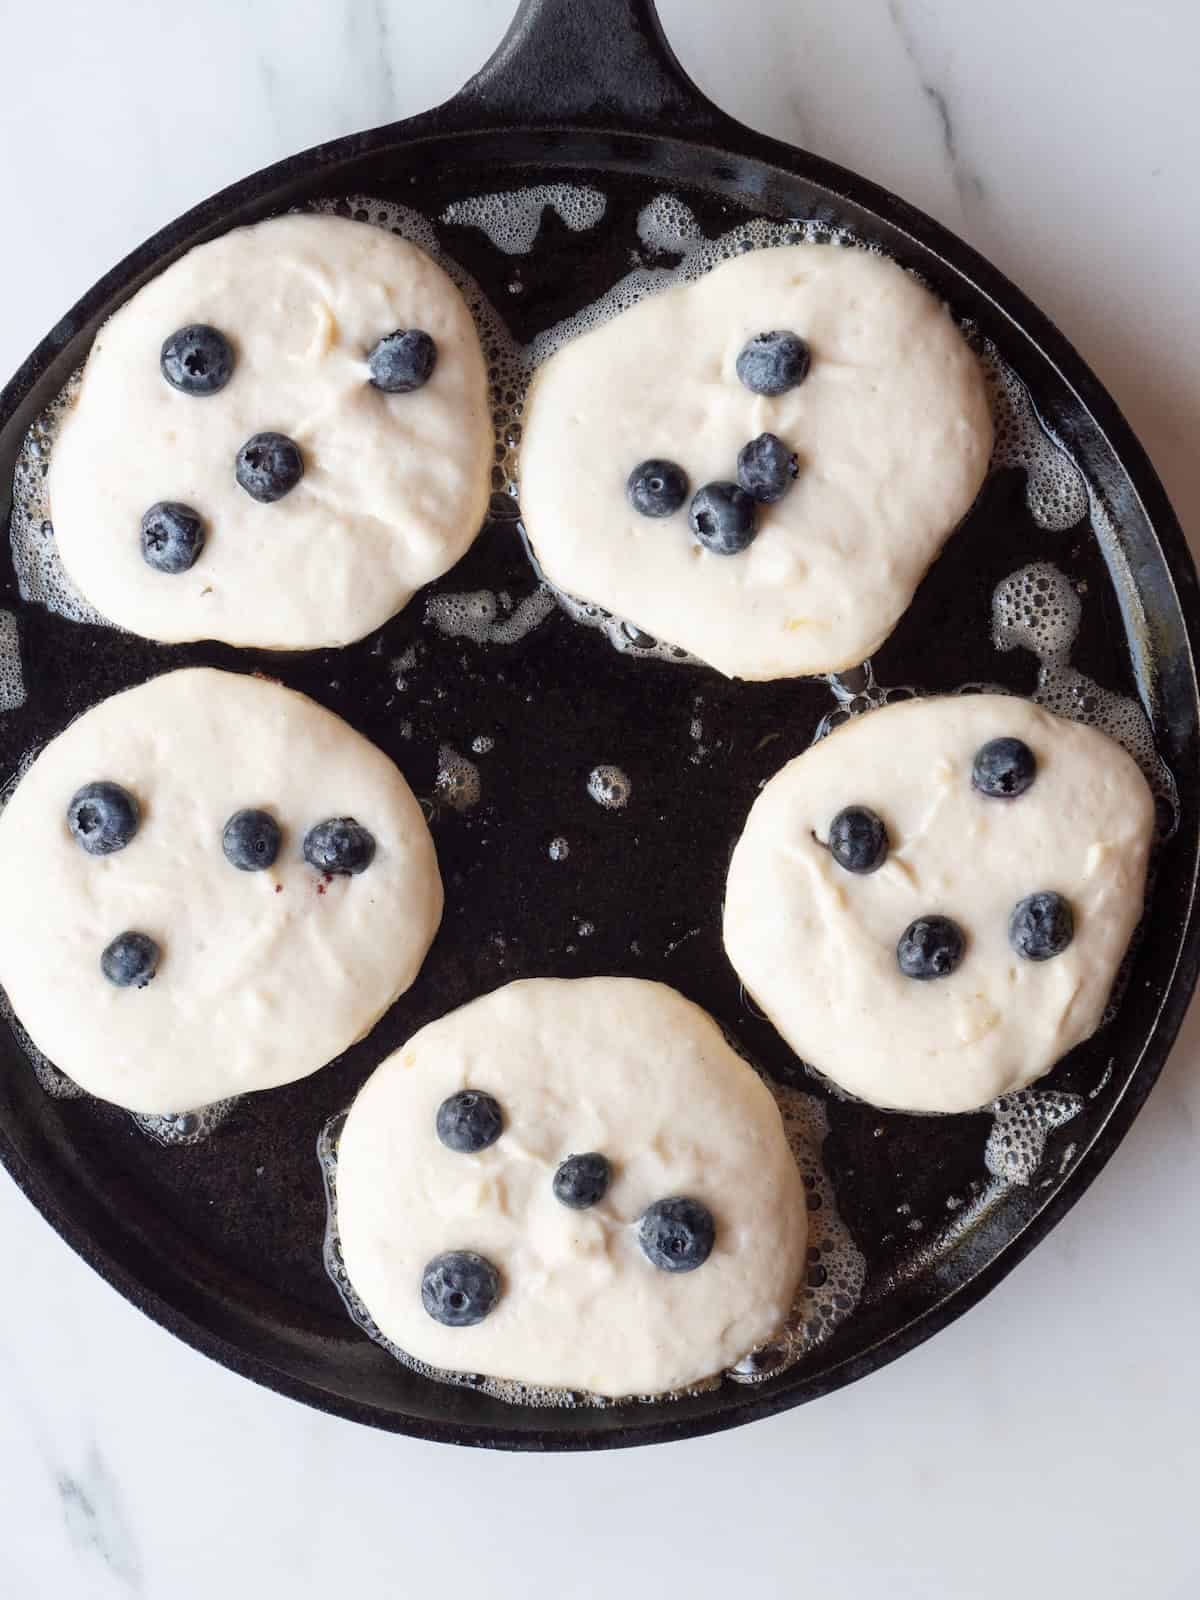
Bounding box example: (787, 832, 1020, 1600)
(0, 0, 1197, 1450)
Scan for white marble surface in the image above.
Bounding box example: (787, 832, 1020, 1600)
(1, 2, 1199, 1596)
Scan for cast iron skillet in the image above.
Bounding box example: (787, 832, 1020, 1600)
(0, 0, 1197, 1451)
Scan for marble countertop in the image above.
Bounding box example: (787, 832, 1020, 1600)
(1, 2, 1198, 1596)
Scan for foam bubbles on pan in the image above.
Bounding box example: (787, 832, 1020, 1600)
(425, 585, 555, 646)
(547, 586, 699, 663)
(9, 374, 113, 629)
(443, 185, 606, 256)
(812, 658, 919, 744)
(317, 1078, 864, 1407)
(134, 1099, 239, 1146)
(984, 1090, 1084, 1185)
(586, 764, 632, 810)
(993, 561, 1082, 661)
(981, 347, 1089, 531)
(635, 193, 703, 254)
(426, 589, 503, 643)
(0, 613, 25, 711)
(435, 744, 482, 812)
(992, 560, 1177, 816)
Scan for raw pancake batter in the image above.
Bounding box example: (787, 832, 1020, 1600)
(48, 214, 492, 648)
(724, 695, 1154, 1112)
(336, 978, 807, 1397)
(0, 667, 442, 1113)
(519, 244, 992, 679)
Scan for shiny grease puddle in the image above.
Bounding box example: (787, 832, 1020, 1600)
(1, 181, 1176, 1402)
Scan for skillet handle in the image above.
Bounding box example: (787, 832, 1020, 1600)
(453, 0, 729, 136)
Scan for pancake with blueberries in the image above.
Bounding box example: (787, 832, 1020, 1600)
(519, 243, 992, 680)
(723, 694, 1154, 1113)
(334, 977, 807, 1398)
(47, 213, 492, 649)
(0, 667, 442, 1114)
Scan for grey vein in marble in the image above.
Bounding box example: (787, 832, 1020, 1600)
(57, 1445, 145, 1593)
(887, 0, 986, 222)
(368, 0, 399, 125)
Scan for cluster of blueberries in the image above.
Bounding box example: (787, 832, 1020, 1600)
(625, 328, 810, 556)
(421, 1088, 716, 1328)
(66, 780, 377, 989)
(142, 321, 438, 574)
(826, 735, 1075, 980)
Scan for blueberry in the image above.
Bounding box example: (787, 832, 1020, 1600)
(421, 1250, 501, 1327)
(436, 1089, 503, 1153)
(553, 1152, 611, 1209)
(160, 325, 234, 396)
(367, 329, 437, 394)
(736, 330, 811, 396)
(67, 781, 139, 855)
(235, 432, 304, 503)
(972, 737, 1036, 799)
(736, 433, 799, 503)
(1009, 891, 1074, 961)
(689, 482, 758, 555)
(829, 805, 888, 874)
(222, 808, 281, 871)
(897, 915, 966, 980)
(627, 459, 688, 518)
(302, 817, 375, 875)
(637, 1196, 715, 1272)
(141, 501, 205, 574)
(101, 931, 160, 988)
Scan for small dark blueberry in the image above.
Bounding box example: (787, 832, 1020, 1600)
(627, 459, 688, 518)
(436, 1089, 503, 1153)
(1009, 891, 1074, 961)
(302, 817, 375, 875)
(67, 782, 139, 856)
(101, 931, 160, 989)
(735, 330, 811, 396)
(897, 915, 966, 980)
(421, 1250, 501, 1327)
(637, 1196, 715, 1272)
(160, 325, 234, 396)
(367, 329, 438, 394)
(736, 432, 800, 503)
(222, 809, 281, 872)
(141, 501, 205, 574)
(828, 805, 889, 874)
(972, 737, 1037, 799)
(552, 1152, 611, 1209)
(235, 432, 304, 503)
(689, 481, 758, 555)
